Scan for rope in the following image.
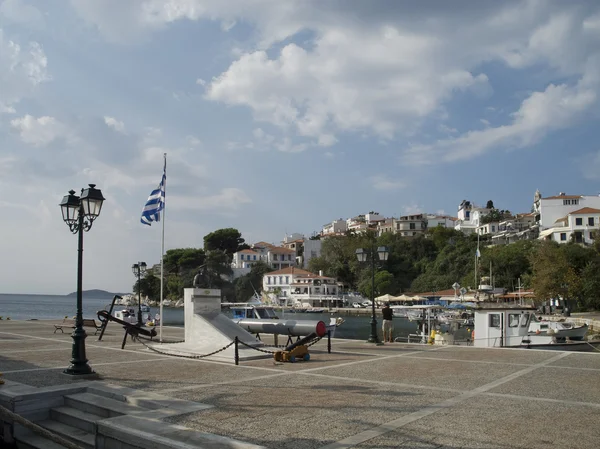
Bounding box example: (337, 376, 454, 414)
(0, 404, 84, 449)
(137, 338, 235, 359)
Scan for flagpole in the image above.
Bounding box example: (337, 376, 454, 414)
(160, 153, 166, 342)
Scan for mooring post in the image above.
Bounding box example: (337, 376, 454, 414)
(327, 330, 331, 353)
(234, 336, 239, 366)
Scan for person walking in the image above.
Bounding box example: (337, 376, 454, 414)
(381, 303, 394, 343)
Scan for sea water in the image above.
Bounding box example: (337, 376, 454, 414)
(0, 294, 468, 341)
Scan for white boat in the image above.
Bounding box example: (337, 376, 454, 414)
(140, 303, 151, 313)
(528, 319, 588, 341)
(113, 307, 138, 325)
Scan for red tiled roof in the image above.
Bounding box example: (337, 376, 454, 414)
(267, 267, 312, 276)
(269, 247, 295, 254)
(543, 195, 582, 200)
(569, 207, 600, 215)
(253, 241, 275, 248)
(238, 249, 257, 254)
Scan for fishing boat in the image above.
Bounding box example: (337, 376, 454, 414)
(528, 318, 588, 341)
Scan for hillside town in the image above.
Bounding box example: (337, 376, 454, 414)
(229, 190, 600, 308)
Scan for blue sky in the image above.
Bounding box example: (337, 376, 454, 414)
(1, 0, 599, 294)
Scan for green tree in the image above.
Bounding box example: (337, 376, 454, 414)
(203, 228, 246, 257)
(358, 270, 395, 299)
(133, 273, 161, 301)
(530, 241, 568, 305)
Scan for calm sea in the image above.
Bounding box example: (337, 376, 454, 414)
(0, 294, 458, 341)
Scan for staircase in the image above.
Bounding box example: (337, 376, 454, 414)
(6, 382, 264, 449)
(16, 390, 147, 449)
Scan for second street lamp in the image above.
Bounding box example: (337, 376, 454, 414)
(132, 262, 147, 326)
(356, 244, 389, 344)
(59, 184, 105, 375)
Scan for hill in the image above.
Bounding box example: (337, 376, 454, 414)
(65, 289, 128, 298)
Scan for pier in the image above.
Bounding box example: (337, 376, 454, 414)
(1, 319, 600, 448)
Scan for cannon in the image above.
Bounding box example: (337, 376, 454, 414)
(273, 332, 318, 363)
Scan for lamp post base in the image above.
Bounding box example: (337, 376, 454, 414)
(64, 327, 95, 376)
(366, 318, 383, 345)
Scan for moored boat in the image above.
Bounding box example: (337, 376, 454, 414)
(528, 318, 588, 341)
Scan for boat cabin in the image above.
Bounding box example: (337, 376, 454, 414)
(231, 305, 279, 320)
(113, 307, 138, 325)
(473, 304, 537, 347)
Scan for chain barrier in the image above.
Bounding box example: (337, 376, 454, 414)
(0, 404, 84, 449)
(237, 340, 277, 354)
(136, 337, 235, 359)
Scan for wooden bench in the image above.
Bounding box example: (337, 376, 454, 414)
(54, 318, 102, 335)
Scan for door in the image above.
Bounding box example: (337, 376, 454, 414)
(487, 313, 503, 347)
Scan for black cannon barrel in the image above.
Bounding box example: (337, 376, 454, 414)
(285, 332, 318, 352)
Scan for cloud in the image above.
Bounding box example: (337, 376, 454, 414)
(0, 28, 49, 110)
(103, 116, 125, 133)
(370, 175, 405, 191)
(405, 72, 598, 165)
(168, 188, 252, 212)
(0, 0, 44, 28)
(10, 115, 68, 146)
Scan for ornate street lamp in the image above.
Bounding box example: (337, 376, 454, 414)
(132, 262, 147, 326)
(59, 184, 105, 375)
(356, 244, 389, 344)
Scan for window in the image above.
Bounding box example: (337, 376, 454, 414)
(279, 276, 283, 284)
(410, 223, 416, 230)
(489, 314, 500, 328)
(576, 217, 583, 226)
(285, 276, 289, 284)
(560, 233, 567, 241)
(491, 225, 495, 232)
(589, 217, 595, 226)
(564, 199, 579, 206)
(288, 254, 292, 260)
(520, 313, 530, 327)
(466, 211, 470, 219)
(508, 314, 520, 328)
(240, 254, 244, 260)
(267, 277, 271, 285)
(253, 255, 257, 260)
(273, 254, 278, 261)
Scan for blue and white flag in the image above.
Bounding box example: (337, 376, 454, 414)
(141, 160, 166, 226)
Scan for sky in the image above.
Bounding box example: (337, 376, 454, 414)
(1, 0, 600, 295)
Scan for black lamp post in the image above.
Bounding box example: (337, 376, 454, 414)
(59, 184, 105, 375)
(355, 244, 389, 344)
(132, 262, 147, 326)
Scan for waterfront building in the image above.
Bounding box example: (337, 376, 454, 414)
(538, 207, 600, 244)
(282, 233, 322, 268)
(262, 267, 342, 307)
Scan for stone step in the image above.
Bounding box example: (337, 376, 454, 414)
(50, 405, 102, 434)
(15, 431, 70, 449)
(64, 392, 146, 418)
(36, 419, 95, 449)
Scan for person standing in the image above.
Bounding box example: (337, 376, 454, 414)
(381, 303, 394, 343)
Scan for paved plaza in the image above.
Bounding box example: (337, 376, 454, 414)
(1, 319, 600, 448)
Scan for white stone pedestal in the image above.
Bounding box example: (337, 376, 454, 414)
(149, 288, 267, 363)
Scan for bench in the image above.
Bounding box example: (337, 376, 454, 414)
(54, 318, 102, 335)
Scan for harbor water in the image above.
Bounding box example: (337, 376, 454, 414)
(0, 294, 470, 341)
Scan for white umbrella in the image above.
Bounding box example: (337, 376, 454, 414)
(375, 294, 396, 302)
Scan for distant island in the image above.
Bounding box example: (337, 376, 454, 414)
(65, 289, 129, 298)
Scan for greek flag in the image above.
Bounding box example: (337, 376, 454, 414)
(141, 161, 165, 226)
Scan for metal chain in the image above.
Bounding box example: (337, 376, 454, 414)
(237, 340, 277, 354)
(137, 338, 235, 359)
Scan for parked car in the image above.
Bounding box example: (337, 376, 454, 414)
(352, 302, 363, 308)
(362, 301, 372, 308)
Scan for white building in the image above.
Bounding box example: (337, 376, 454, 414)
(262, 267, 341, 307)
(231, 241, 296, 279)
(491, 213, 538, 245)
(281, 234, 323, 269)
(533, 190, 600, 230)
(455, 200, 490, 234)
(538, 207, 600, 245)
(394, 214, 427, 237)
(321, 219, 347, 236)
(426, 214, 457, 228)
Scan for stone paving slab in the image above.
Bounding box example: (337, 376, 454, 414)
(312, 355, 527, 391)
(165, 377, 458, 449)
(355, 395, 600, 449)
(407, 345, 560, 365)
(545, 351, 600, 369)
(488, 365, 600, 403)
